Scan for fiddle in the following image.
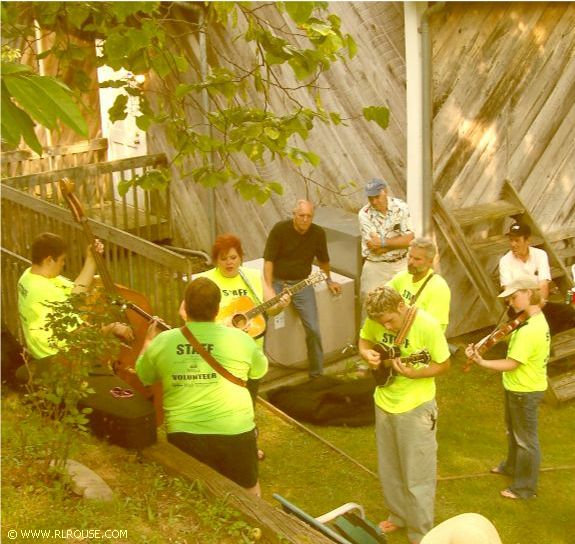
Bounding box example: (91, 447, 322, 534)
(463, 311, 528, 372)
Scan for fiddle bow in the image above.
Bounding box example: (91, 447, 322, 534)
(463, 311, 528, 372)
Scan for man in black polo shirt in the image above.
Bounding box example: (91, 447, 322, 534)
(263, 200, 341, 377)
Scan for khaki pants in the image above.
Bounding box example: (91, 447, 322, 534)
(375, 400, 438, 543)
(360, 258, 407, 321)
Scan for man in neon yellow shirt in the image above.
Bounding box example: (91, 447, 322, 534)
(137, 277, 268, 496)
(359, 286, 450, 544)
(466, 276, 549, 500)
(17, 232, 132, 378)
(387, 238, 451, 331)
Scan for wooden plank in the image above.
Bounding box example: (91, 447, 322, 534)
(451, 200, 524, 228)
(549, 329, 575, 364)
(42, 138, 108, 156)
(503, 181, 574, 290)
(546, 370, 575, 405)
(142, 442, 333, 544)
(433, 192, 502, 316)
(1, 184, 187, 270)
(4, 154, 167, 187)
(547, 227, 575, 244)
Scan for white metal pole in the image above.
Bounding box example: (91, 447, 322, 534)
(404, 2, 426, 237)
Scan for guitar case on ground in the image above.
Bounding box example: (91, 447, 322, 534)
(266, 376, 376, 427)
(79, 369, 157, 449)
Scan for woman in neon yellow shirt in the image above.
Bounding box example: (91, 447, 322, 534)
(466, 276, 550, 500)
(194, 234, 288, 460)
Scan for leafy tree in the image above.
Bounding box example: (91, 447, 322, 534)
(1, 2, 389, 202)
(1, 46, 88, 155)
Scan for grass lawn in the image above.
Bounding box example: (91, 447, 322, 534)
(257, 352, 575, 544)
(3, 351, 574, 543)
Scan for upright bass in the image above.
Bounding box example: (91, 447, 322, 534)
(59, 178, 170, 420)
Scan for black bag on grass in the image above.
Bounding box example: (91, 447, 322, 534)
(267, 376, 375, 427)
(79, 374, 157, 449)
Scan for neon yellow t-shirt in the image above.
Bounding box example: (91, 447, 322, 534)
(195, 266, 264, 344)
(360, 309, 450, 413)
(504, 312, 549, 392)
(387, 270, 451, 331)
(135, 321, 268, 435)
(17, 268, 75, 359)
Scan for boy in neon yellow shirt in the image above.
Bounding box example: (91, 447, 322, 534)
(17, 233, 132, 379)
(137, 277, 268, 496)
(359, 287, 450, 543)
(387, 238, 451, 331)
(466, 276, 549, 500)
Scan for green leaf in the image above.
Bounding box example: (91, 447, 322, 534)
(363, 105, 390, 130)
(329, 111, 341, 125)
(303, 150, 321, 167)
(117, 178, 133, 197)
(135, 114, 152, 131)
(285, 2, 315, 24)
(346, 34, 357, 59)
(3, 73, 88, 136)
(108, 94, 128, 122)
(134, 169, 169, 191)
(1, 86, 42, 154)
(0, 61, 32, 75)
(103, 33, 132, 69)
(268, 181, 284, 195)
(308, 22, 333, 36)
(264, 127, 280, 140)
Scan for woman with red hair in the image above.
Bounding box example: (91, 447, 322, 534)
(193, 233, 288, 460)
(194, 234, 287, 337)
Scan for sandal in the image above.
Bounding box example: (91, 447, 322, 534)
(378, 520, 401, 533)
(500, 488, 520, 500)
(257, 449, 266, 461)
(490, 466, 507, 475)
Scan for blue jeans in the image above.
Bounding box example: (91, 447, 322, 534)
(497, 389, 544, 498)
(273, 280, 324, 377)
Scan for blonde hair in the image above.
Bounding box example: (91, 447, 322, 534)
(365, 286, 403, 319)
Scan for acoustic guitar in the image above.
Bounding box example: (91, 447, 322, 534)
(372, 344, 431, 387)
(218, 271, 326, 338)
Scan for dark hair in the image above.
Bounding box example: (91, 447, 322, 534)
(184, 277, 221, 321)
(211, 233, 243, 263)
(31, 233, 68, 265)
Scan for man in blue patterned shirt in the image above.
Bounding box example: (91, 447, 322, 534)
(358, 178, 414, 312)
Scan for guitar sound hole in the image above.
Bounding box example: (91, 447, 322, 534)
(232, 314, 247, 329)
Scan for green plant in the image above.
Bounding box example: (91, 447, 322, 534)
(23, 292, 122, 479)
(1, 2, 389, 202)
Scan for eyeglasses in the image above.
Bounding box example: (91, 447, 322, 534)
(110, 386, 134, 399)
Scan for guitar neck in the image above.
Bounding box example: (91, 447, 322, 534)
(375, 345, 429, 366)
(398, 353, 427, 366)
(244, 275, 323, 319)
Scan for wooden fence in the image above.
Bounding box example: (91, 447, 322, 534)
(1, 138, 109, 178)
(2, 153, 172, 242)
(1, 184, 204, 339)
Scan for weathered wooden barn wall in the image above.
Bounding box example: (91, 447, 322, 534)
(147, 2, 409, 254)
(146, 1, 575, 337)
(432, 1, 575, 335)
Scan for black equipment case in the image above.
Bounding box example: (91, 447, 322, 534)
(80, 373, 157, 449)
